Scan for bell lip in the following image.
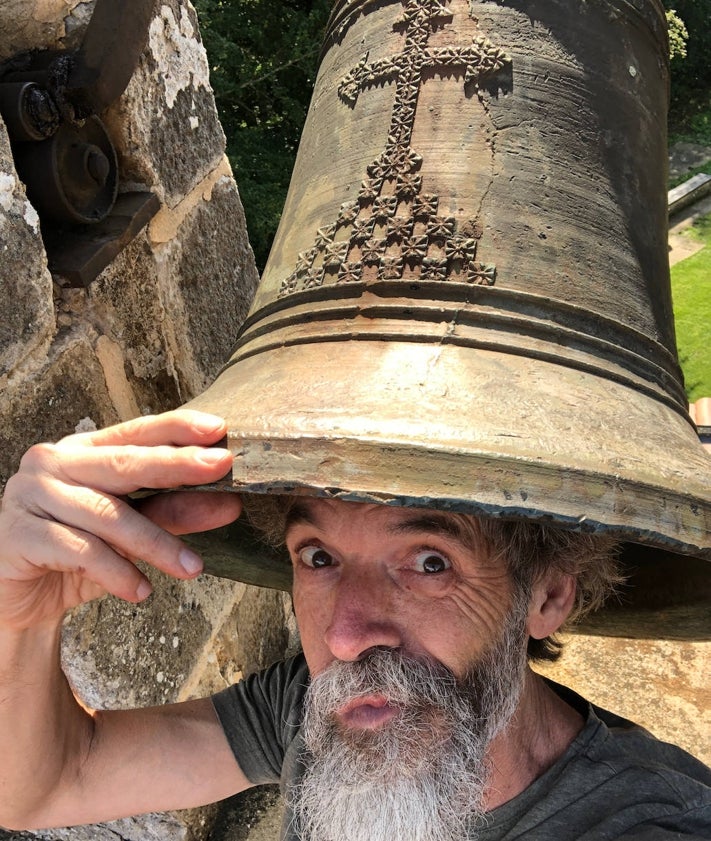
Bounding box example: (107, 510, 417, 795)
(222, 431, 711, 561)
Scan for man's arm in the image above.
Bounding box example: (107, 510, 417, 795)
(0, 411, 253, 830)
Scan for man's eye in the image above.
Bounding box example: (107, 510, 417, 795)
(299, 546, 334, 568)
(413, 551, 451, 574)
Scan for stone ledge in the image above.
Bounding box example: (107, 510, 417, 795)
(668, 171, 711, 216)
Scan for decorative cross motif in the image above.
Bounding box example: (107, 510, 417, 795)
(279, 0, 510, 298)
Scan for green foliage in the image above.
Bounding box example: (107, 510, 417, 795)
(666, 9, 688, 60)
(664, 0, 711, 138)
(671, 215, 711, 401)
(671, 102, 711, 147)
(193, 0, 332, 270)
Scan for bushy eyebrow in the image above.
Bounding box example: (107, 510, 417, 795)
(284, 501, 320, 532)
(284, 504, 481, 555)
(387, 513, 475, 549)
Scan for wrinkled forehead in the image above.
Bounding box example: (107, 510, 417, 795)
(285, 497, 495, 559)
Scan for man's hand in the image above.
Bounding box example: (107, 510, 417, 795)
(0, 411, 252, 831)
(0, 410, 242, 630)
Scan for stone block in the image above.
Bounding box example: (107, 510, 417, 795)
(90, 169, 258, 411)
(536, 633, 710, 764)
(105, 1, 226, 209)
(61, 571, 239, 709)
(0, 334, 119, 492)
(50, 572, 292, 841)
(27, 810, 218, 841)
(209, 788, 282, 841)
(0, 0, 80, 59)
(165, 175, 260, 396)
(89, 232, 183, 415)
(0, 118, 54, 379)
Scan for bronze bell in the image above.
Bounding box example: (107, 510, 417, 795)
(186, 0, 710, 637)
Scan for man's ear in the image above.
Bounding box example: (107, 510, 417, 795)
(526, 573, 576, 639)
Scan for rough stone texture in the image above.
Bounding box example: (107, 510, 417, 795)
(0, 0, 79, 59)
(105, 1, 225, 209)
(537, 633, 710, 765)
(22, 811, 218, 841)
(0, 120, 54, 380)
(0, 334, 120, 492)
(167, 176, 260, 395)
(60, 574, 296, 713)
(88, 168, 260, 410)
(209, 789, 282, 841)
(52, 576, 295, 841)
(88, 232, 185, 414)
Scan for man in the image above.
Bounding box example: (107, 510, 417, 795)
(0, 409, 708, 840)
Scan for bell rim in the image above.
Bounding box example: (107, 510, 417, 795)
(222, 431, 711, 560)
(187, 331, 711, 568)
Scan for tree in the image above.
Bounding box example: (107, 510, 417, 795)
(194, 0, 331, 271)
(664, 1, 711, 141)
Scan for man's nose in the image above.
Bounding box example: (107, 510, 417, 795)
(323, 570, 402, 661)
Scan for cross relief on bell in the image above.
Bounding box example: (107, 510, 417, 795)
(278, 0, 509, 297)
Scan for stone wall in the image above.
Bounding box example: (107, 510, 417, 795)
(0, 2, 296, 839)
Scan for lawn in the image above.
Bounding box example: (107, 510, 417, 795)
(671, 213, 711, 401)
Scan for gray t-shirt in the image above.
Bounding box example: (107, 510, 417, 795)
(212, 654, 711, 840)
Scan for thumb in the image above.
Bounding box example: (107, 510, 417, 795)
(136, 491, 242, 536)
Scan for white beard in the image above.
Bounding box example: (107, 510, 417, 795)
(291, 609, 528, 841)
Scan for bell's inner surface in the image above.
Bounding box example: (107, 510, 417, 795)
(188, 0, 711, 585)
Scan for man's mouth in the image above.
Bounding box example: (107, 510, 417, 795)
(335, 694, 401, 730)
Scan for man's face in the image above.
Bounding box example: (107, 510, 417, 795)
(285, 498, 530, 841)
(286, 497, 520, 685)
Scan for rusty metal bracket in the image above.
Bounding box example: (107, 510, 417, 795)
(43, 191, 161, 286)
(0, 0, 159, 285)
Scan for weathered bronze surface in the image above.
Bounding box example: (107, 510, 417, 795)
(188, 0, 711, 634)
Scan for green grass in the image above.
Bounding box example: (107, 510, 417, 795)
(671, 214, 711, 401)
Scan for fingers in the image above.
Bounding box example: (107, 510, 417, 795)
(0, 411, 239, 621)
(62, 410, 227, 449)
(137, 491, 242, 536)
(6, 473, 206, 586)
(22, 441, 233, 498)
(11, 516, 155, 604)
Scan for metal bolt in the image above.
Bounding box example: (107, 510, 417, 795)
(84, 145, 110, 185)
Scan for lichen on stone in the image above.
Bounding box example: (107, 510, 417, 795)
(148, 4, 211, 110)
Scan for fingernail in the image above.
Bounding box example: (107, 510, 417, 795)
(196, 448, 230, 465)
(192, 415, 224, 433)
(179, 548, 203, 576)
(136, 580, 153, 601)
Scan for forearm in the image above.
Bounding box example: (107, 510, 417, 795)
(0, 621, 94, 830)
